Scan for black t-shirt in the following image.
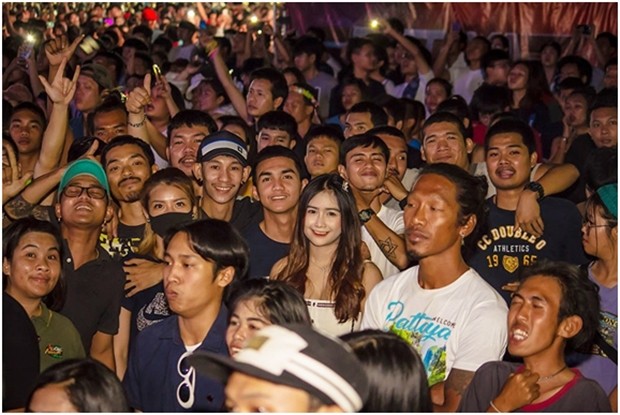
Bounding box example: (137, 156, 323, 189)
(121, 254, 170, 354)
(60, 242, 125, 353)
(3, 292, 39, 410)
(200, 197, 263, 234)
(559, 133, 596, 204)
(469, 197, 588, 305)
(242, 222, 290, 279)
(100, 222, 145, 258)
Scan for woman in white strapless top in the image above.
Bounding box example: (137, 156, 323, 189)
(271, 174, 382, 337)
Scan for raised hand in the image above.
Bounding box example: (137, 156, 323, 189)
(38, 57, 81, 105)
(125, 73, 152, 114)
(45, 34, 84, 67)
(2, 140, 33, 204)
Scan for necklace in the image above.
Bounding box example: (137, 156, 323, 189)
(310, 259, 331, 274)
(539, 365, 567, 382)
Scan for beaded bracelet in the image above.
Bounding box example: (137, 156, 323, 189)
(128, 115, 146, 128)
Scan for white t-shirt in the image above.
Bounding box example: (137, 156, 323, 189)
(452, 68, 484, 104)
(361, 266, 507, 386)
(305, 299, 360, 337)
(361, 205, 404, 279)
(384, 168, 420, 211)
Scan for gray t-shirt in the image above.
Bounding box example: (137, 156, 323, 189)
(459, 361, 611, 412)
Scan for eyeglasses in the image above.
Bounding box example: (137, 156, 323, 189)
(582, 218, 611, 231)
(62, 185, 107, 200)
(176, 350, 196, 409)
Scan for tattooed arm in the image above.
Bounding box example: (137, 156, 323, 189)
(363, 217, 409, 270)
(3, 167, 65, 221)
(432, 368, 475, 412)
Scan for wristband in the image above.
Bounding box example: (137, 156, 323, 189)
(399, 198, 408, 210)
(489, 400, 503, 413)
(128, 115, 146, 128)
(524, 181, 545, 200)
(208, 47, 220, 59)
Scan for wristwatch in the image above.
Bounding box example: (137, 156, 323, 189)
(524, 181, 545, 200)
(358, 208, 375, 224)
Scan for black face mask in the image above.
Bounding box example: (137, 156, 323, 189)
(150, 212, 195, 237)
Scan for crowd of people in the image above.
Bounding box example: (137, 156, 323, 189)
(2, 2, 617, 412)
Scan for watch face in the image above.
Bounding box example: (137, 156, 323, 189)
(359, 209, 374, 223)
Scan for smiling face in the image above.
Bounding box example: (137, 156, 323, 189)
(252, 156, 304, 215)
(485, 132, 537, 191)
(404, 173, 467, 261)
(167, 124, 212, 177)
(303, 190, 342, 249)
(304, 136, 340, 178)
(507, 275, 567, 359)
(56, 175, 111, 229)
(226, 298, 270, 356)
(104, 144, 155, 203)
(421, 121, 473, 170)
(194, 155, 251, 206)
(339, 145, 387, 192)
(3, 231, 61, 303)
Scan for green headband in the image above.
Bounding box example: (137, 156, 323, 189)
(596, 183, 617, 219)
(289, 86, 318, 107)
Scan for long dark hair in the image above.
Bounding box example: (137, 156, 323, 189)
(341, 330, 433, 412)
(274, 173, 365, 322)
(3, 218, 65, 311)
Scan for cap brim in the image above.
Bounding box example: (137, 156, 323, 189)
(200, 149, 248, 166)
(188, 351, 278, 385)
(187, 351, 331, 404)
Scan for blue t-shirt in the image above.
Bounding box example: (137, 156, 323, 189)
(242, 222, 290, 279)
(123, 306, 229, 412)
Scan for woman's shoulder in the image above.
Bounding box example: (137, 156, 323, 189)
(269, 257, 288, 279)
